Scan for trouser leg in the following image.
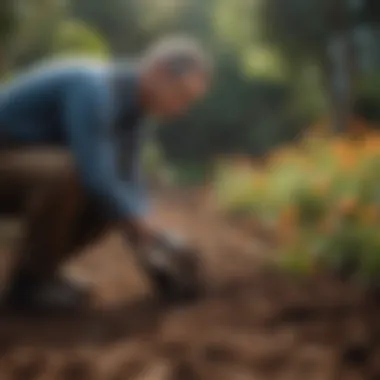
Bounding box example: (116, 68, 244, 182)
(15, 166, 111, 281)
(0, 147, 112, 310)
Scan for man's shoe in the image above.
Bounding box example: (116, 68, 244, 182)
(2, 272, 91, 314)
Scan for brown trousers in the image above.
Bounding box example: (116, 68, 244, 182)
(0, 147, 111, 280)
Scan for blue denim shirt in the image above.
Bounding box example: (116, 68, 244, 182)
(0, 59, 148, 219)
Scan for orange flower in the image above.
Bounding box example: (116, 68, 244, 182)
(362, 132, 380, 154)
(329, 138, 359, 169)
(318, 215, 335, 233)
(360, 204, 379, 224)
(313, 178, 329, 195)
(277, 206, 299, 243)
(254, 172, 267, 188)
(338, 196, 357, 215)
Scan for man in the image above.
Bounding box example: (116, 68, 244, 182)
(0, 36, 211, 313)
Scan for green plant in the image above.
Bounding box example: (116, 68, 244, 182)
(214, 130, 380, 285)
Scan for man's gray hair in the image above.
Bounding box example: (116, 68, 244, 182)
(141, 36, 213, 78)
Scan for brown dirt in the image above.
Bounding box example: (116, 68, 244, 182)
(0, 191, 379, 380)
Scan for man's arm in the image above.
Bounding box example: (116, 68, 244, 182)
(63, 73, 150, 243)
(124, 119, 151, 209)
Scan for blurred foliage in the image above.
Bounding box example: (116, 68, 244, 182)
(0, 1, 14, 44)
(142, 139, 175, 187)
(51, 19, 110, 59)
(3, 0, 65, 71)
(215, 122, 380, 283)
(263, 0, 380, 133)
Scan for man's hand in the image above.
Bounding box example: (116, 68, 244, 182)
(142, 231, 202, 303)
(121, 219, 202, 303)
(121, 217, 155, 250)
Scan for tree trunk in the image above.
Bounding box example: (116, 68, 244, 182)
(323, 0, 357, 133)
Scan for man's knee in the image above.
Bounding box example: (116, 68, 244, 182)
(0, 146, 113, 245)
(0, 147, 74, 215)
(27, 159, 112, 254)
(0, 147, 73, 183)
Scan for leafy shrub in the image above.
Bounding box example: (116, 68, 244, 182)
(214, 124, 380, 284)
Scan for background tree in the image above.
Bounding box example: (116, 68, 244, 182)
(263, 0, 380, 132)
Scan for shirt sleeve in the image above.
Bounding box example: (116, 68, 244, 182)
(63, 73, 147, 220)
(125, 118, 150, 211)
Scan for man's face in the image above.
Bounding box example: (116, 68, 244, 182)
(147, 67, 208, 119)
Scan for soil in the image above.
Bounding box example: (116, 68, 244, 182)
(0, 191, 379, 380)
